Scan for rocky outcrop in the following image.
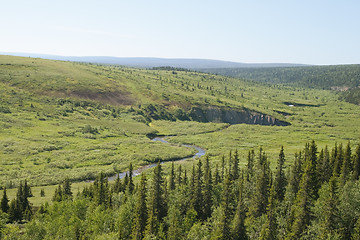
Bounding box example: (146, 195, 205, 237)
(188, 106, 290, 126)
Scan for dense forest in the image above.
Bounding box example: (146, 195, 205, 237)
(201, 65, 360, 105)
(1, 141, 360, 239)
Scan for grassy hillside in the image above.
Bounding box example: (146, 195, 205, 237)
(1, 55, 360, 190)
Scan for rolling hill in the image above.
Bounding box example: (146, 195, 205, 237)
(0, 52, 307, 69)
(0, 54, 359, 188)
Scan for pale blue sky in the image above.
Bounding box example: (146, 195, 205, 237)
(1, 0, 360, 64)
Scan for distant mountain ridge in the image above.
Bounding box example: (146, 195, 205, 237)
(0, 52, 307, 69)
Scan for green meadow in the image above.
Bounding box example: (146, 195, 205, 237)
(1, 55, 359, 206)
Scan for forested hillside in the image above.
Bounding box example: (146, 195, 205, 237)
(1, 142, 360, 239)
(201, 65, 360, 105)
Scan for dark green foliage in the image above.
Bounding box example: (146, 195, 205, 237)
(113, 174, 123, 193)
(321, 176, 339, 237)
(343, 87, 360, 105)
(246, 150, 255, 181)
(8, 142, 360, 239)
(93, 172, 111, 208)
(40, 188, 45, 197)
(203, 156, 213, 220)
(214, 176, 232, 240)
(52, 178, 72, 201)
(169, 162, 176, 191)
(287, 159, 313, 239)
(232, 175, 248, 240)
(128, 163, 135, 194)
(353, 145, 360, 180)
(0, 105, 11, 113)
(202, 65, 360, 96)
(145, 162, 167, 236)
(274, 146, 287, 201)
(8, 199, 22, 222)
(81, 124, 99, 134)
(1, 187, 9, 213)
(353, 217, 360, 240)
(317, 146, 332, 184)
(63, 178, 73, 200)
(248, 148, 271, 219)
(332, 143, 343, 177)
(340, 142, 352, 185)
(176, 165, 183, 186)
(259, 183, 277, 240)
(7, 180, 32, 222)
(192, 159, 203, 219)
(52, 184, 63, 202)
(132, 174, 147, 240)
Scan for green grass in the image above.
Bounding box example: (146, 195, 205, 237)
(1, 54, 359, 193)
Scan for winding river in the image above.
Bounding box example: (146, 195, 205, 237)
(108, 136, 206, 181)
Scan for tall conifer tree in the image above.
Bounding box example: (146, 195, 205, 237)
(274, 146, 287, 201)
(145, 162, 166, 236)
(340, 142, 352, 185)
(132, 174, 147, 240)
(203, 156, 213, 220)
(1, 187, 9, 213)
(169, 162, 175, 191)
(232, 174, 248, 240)
(352, 144, 360, 180)
(260, 182, 277, 240)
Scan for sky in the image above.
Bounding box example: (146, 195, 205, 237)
(1, 0, 360, 65)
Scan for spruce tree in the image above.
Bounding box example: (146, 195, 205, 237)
(145, 162, 166, 236)
(232, 149, 240, 181)
(169, 162, 176, 191)
(17, 181, 32, 219)
(287, 159, 313, 239)
(1, 187, 9, 213)
(307, 141, 320, 199)
(232, 174, 248, 240)
(52, 184, 63, 202)
(203, 156, 213, 220)
(274, 146, 287, 201)
(330, 142, 338, 172)
(215, 176, 232, 240)
(248, 148, 271, 218)
(176, 165, 183, 186)
(132, 174, 147, 240)
(113, 173, 122, 193)
(246, 150, 255, 181)
(333, 143, 343, 177)
(340, 142, 352, 185)
(123, 172, 129, 192)
(94, 172, 111, 207)
(288, 152, 303, 195)
(8, 199, 21, 222)
(352, 144, 360, 181)
(321, 176, 339, 238)
(259, 182, 277, 240)
(318, 146, 331, 184)
(128, 163, 135, 194)
(192, 159, 203, 219)
(63, 178, 72, 200)
(221, 155, 226, 182)
(214, 163, 221, 185)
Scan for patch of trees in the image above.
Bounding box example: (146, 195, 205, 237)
(201, 65, 360, 90)
(1, 142, 360, 239)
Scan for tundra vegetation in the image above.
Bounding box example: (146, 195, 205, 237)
(0, 55, 359, 239)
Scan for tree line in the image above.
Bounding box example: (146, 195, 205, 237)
(1, 141, 360, 239)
